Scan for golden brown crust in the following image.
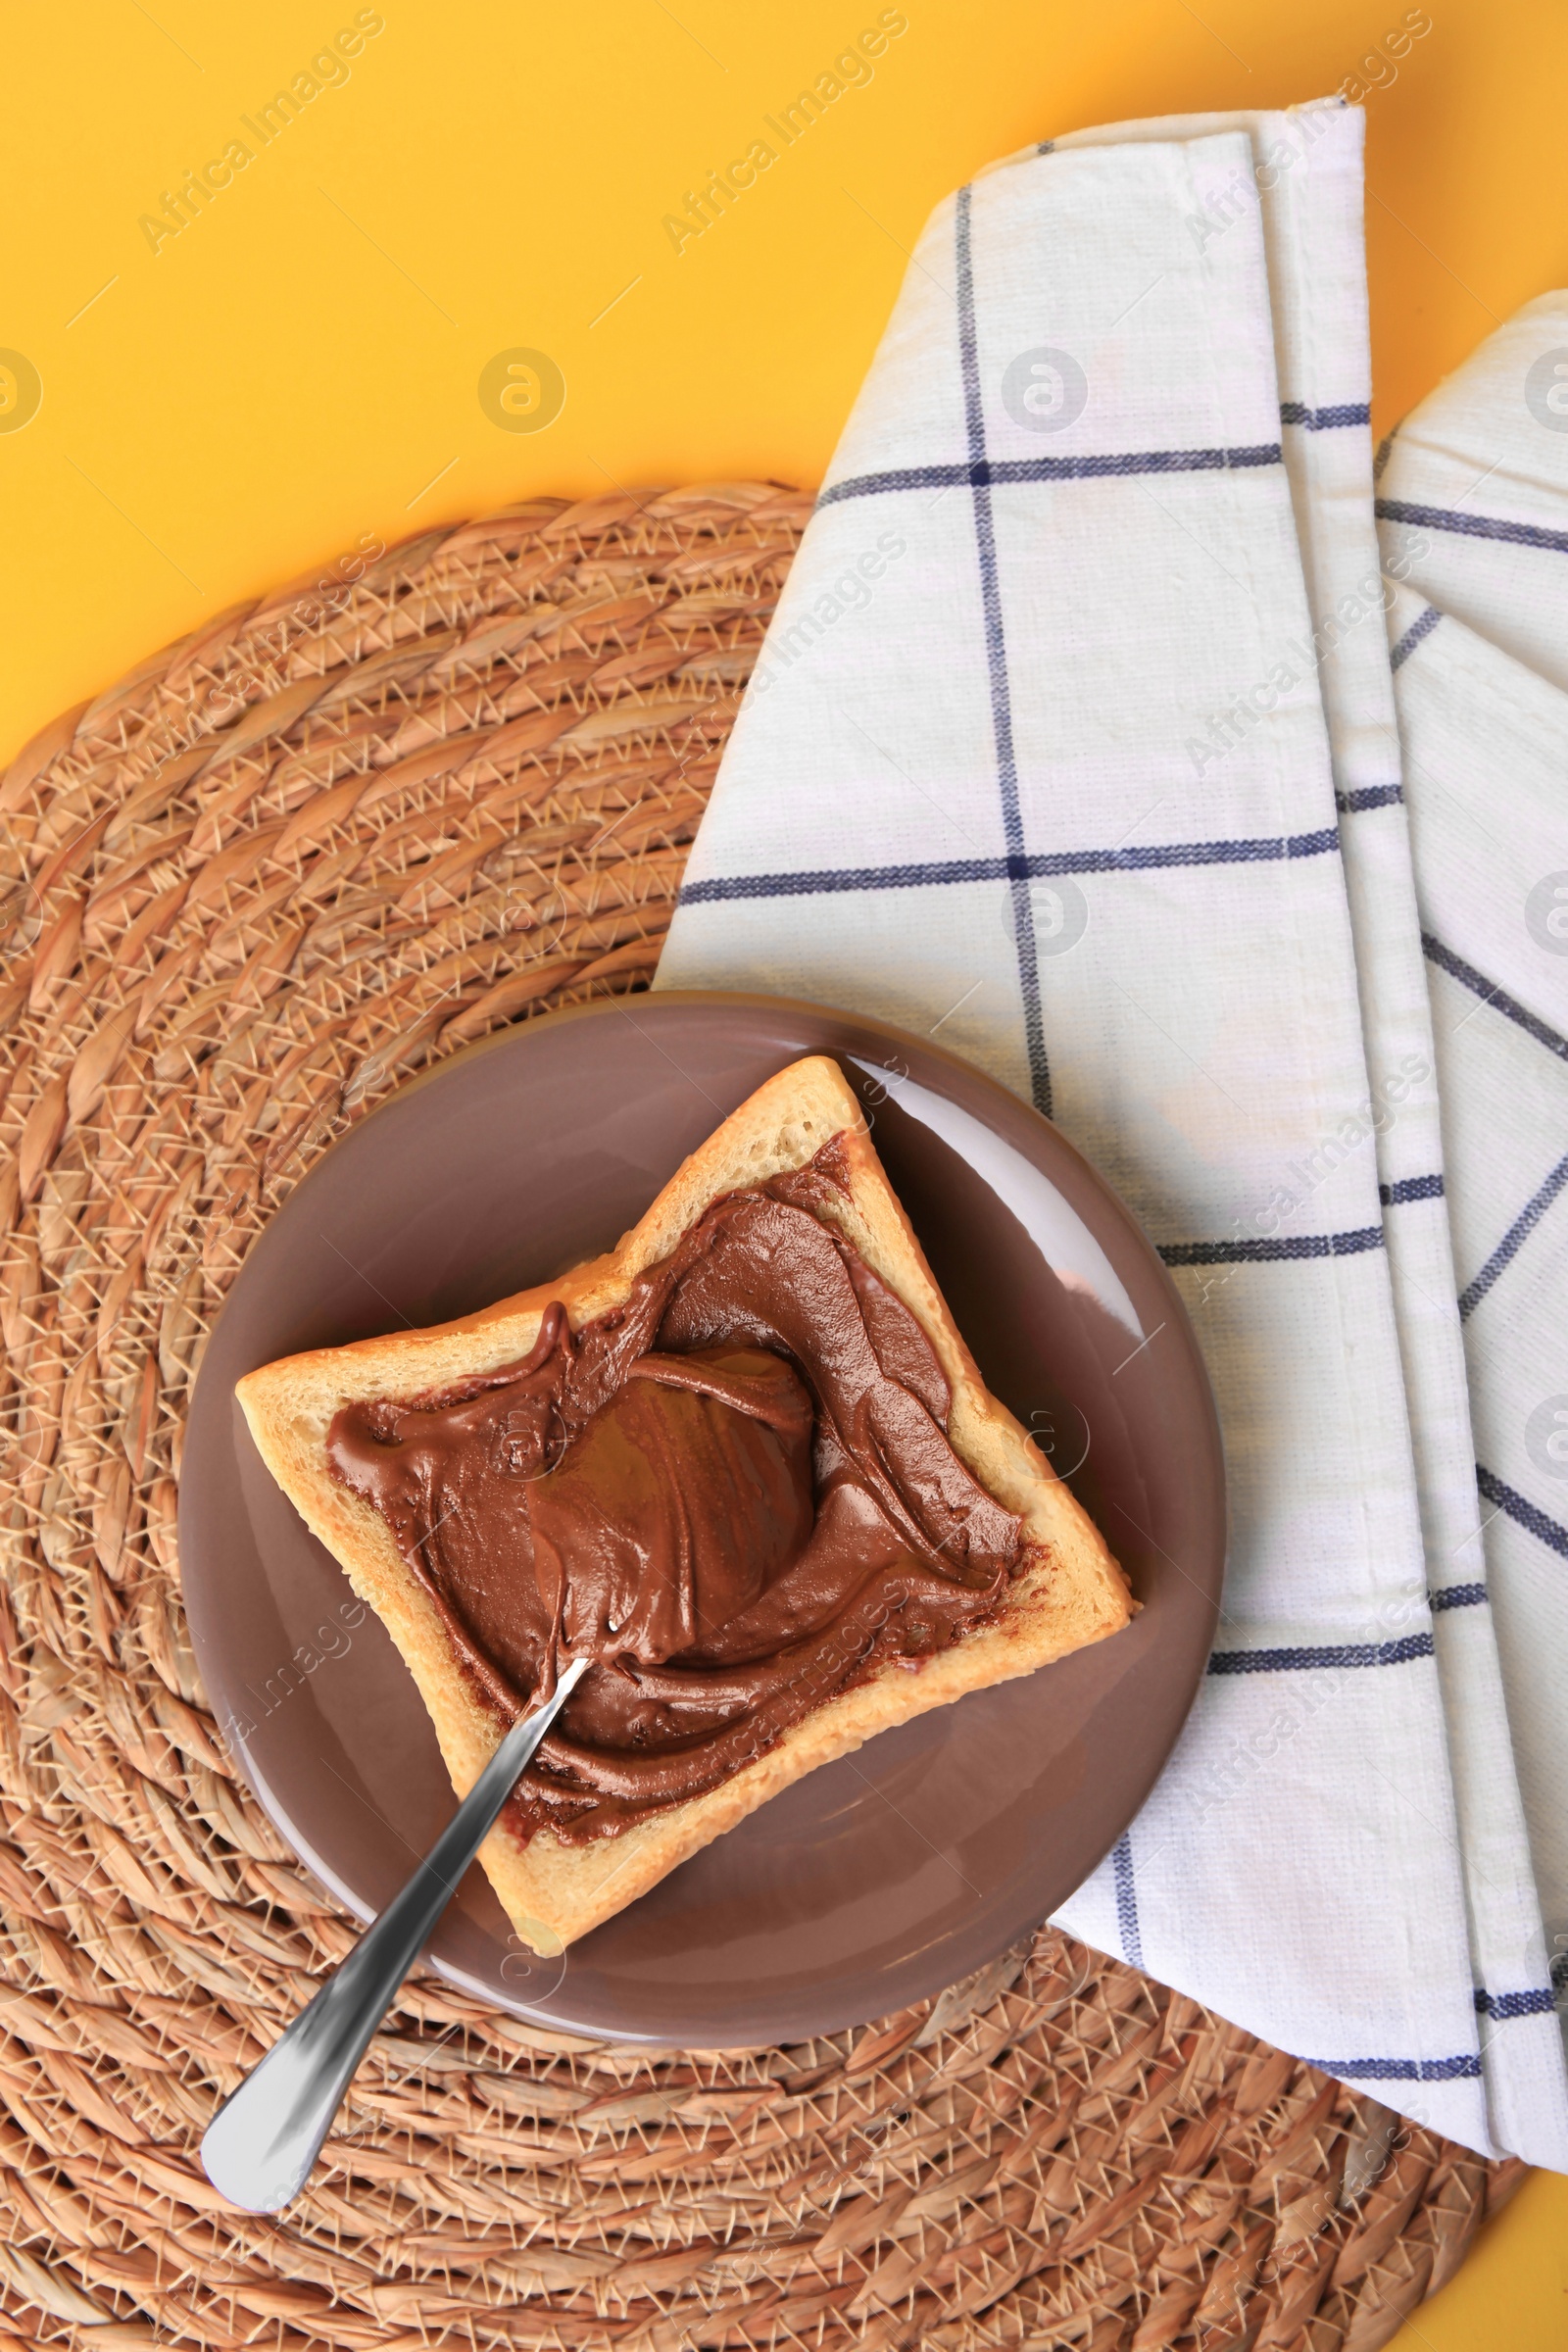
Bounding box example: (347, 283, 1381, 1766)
(236, 1055, 1134, 1950)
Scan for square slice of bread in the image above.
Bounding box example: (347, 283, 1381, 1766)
(237, 1054, 1133, 1950)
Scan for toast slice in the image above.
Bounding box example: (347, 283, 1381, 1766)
(236, 1054, 1133, 1950)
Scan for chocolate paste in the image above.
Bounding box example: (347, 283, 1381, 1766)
(327, 1141, 1025, 1846)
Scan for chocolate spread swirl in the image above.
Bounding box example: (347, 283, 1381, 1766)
(327, 1140, 1025, 1846)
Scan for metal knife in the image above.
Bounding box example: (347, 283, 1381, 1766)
(201, 1656, 588, 2212)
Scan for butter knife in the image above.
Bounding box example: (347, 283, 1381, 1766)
(201, 1656, 587, 2212)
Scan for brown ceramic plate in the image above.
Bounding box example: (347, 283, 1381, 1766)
(180, 994, 1225, 2046)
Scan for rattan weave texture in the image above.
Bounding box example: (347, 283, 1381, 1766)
(0, 485, 1524, 2352)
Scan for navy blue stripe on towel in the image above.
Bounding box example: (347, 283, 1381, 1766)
(1111, 1832, 1144, 1970)
(1475, 1467, 1568, 1563)
(1160, 1226, 1383, 1268)
(1304, 2054, 1483, 2082)
(1421, 934, 1568, 1065)
(1430, 1583, 1488, 1612)
(1337, 782, 1404, 812)
(1282, 401, 1371, 430)
(818, 442, 1283, 508)
(955, 184, 1052, 1121)
(1475, 1986, 1556, 2020)
(1381, 1174, 1444, 1206)
(679, 827, 1342, 908)
(1390, 606, 1441, 670)
(1208, 1634, 1434, 1674)
(1377, 496, 1568, 559)
(1457, 1151, 1568, 1319)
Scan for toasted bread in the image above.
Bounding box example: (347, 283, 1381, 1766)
(236, 1055, 1133, 1949)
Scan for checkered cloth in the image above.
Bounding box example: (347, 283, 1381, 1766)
(657, 102, 1568, 2166)
(1375, 308, 1568, 2159)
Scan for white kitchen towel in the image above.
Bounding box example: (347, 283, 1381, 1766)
(1377, 299, 1568, 2140)
(1053, 110, 1568, 2171)
(1382, 589, 1568, 2151)
(657, 104, 1515, 2155)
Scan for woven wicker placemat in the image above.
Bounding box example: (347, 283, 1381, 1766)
(0, 486, 1524, 2352)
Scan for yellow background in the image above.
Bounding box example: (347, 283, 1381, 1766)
(3, 0, 1566, 2334)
